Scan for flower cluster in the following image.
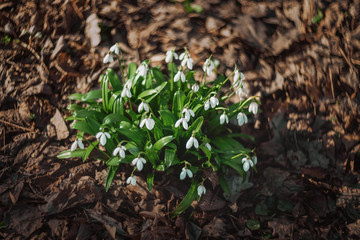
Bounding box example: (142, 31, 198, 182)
(60, 46, 260, 215)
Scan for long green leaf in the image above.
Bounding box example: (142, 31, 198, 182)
(218, 171, 230, 196)
(159, 110, 176, 126)
(57, 149, 85, 159)
(172, 90, 186, 115)
(151, 68, 165, 84)
(81, 89, 102, 102)
(164, 148, 177, 167)
(152, 135, 175, 152)
(127, 62, 137, 77)
(147, 172, 154, 192)
(103, 113, 131, 125)
(68, 93, 83, 101)
(105, 166, 118, 191)
(173, 179, 198, 215)
(71, 121, 97, 135)
(106, 68, 122, 91)
(83, 141, 99, 162)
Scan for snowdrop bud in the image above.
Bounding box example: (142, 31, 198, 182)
(197, 185, 206, 197)
(138, 102, 149, 113)
(96, 132, 111, 146)
(103, 53, 114, 64)
(205, 143, 212, 151)
(249, 102, 258, 114)
(186, 136, 198, 149)
(192, 84, 199, 92)
(204, 100, 210, 111)
(71, 139, 84, 151)
(209, 96, 219, 108)
(165, 50, 172, 63)
(220, 113, 229, 125)
(180, 168, 187, 180)
(126, 176, 137, 186)
(174, 71, 185, 83)
(186, 169, 193, 178)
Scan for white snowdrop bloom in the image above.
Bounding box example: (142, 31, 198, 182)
(140, 117, 155, 130)
(132, 157, 146, 171)
(71, 139, 84, 151)
(197, 185, 206, 197)
(220, 113, 229, 125)
(249, 102, 259, 114)
(138, 102, 150, 113)
(202, 58, 215, 76)
(103, 53, 114, 64)
(174, 71, 186, 83)
(204, 100, 210, 111)
(236, 87, 248, 100)
(126, 176, 137, 186)
(179, 52, 193, 70)
(175, 117, 188, 130)
(180, 167, 193, 180)
(135, 62, 149, 82)
(192, 84, 199, 92)
(233, 69, 245, 88)
(237, 112, 248, 126)
(96, 131, 111, 146)
(186, 136, 199, 149)
(205, 143, 212, 151)
(242, 158, 254, 172)
(113, 145, 127, 158)
(182, 108, 195, 122)
(209, 96, 219, 108)
(121, 86, 132, 98)
(110, 44, 120, 55)
(165, 50, 178, 63)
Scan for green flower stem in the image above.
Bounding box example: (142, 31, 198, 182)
(115, 53, 125, 83)
(170, 64, 174, 92)
(128, 98, 133, 111)
(221, 71, 236, 96)
(84, 139, 110, 158)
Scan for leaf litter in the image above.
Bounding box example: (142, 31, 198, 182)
(0, 0, 359, 239)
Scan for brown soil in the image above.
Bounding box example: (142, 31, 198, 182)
(0, 0, 359, 239)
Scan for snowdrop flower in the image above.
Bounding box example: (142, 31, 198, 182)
(174, 70, 186, 83)
(209, 96, 219, 108)
(165, 49, 178, 63)
(202, 58, 215, 76)
(103, 53, 114, 64)
(96, 131, 111, 146)
(180, 167, 193, 180)
(175, 117, 188, 130)
(186, 136, 199, 149)
(233, 70, 245, 88)
(242, 158, 254, 172)
(205, 143, 212, 151)
(182, 108, 195, 122)
(71, 138, 84, 151)
(113, 145, 127, 158)
(110, 44, 120, 55)
(220, 113, 229, 125)
(252, 156, 258, 165)
(179, 52, 193, 70)
(135, 62, 149, 83)
(192, 84, 199, 92)
(132, 157, 146, 171)
(126, 176, 137, 186)
(249, 102, 259, 114)
(138, 101, 149, 113)
(236, 87, 248, 100)
(121, 86, 132, 98)
(197, 185, 206, 197)
(140, 117, 155, 130)
(237, 112, 248, 126)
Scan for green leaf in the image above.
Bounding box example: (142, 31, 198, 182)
(159, 110, 176, 126)
(103, 113, 131, 125)
(173, 179, 198, 216)
(200, 145, 211, 161)
(117, 122, 145, 147)
(164, 148, 177, 167)
(57, 149, 85, 159)
(112, 97, 124, 114)
(147, 172, 154, 192)
(127, 62, 137, 77)
(138, 82, 167, 103)
(67, 104, 83, 111)
(81, 89, 102, 102)
(106, 68, 122, 91)
(105, 166, 118, 191)
(188, 116, 204, 133)
(101, 74, 110, 112)
(218, 172, 230, 196)
(152, 135, 175, 152)
(68, 93, 83, 101)
(223, 159, 246, 179)
(246, 219, 260, 231)
(172, 90, 186, 115)
(156, 164, 165, 171)
(71, 121, 97, 135)
(83, 141, 99, 162)
(151, 67, 165, 84)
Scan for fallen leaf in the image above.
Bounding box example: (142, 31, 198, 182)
(85, 13, 101, 47)
(50, 109, 69, 140)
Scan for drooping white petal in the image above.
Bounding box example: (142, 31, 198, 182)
(120, 148, 126, 158)
(180, 72, 186, 82)
(204, 101, 210, 111)
(237, 112, 248, 126)
(146, 118, 155, 130)
(186, 137, 194, 149)
(113, 147, 120, 156)
(187, 58, 193, 70)
(110, 44, 120, 55)
(193, 137, 199, 148)
(243, 161, 250, 172)
(192, 84, 199, 92)
(249, 159, 254, 167)
(71, 141, 78, 151)
(173, 52, 178, 59)
(253, 156, 258, 165)
(126, 176, 132, 185)
(183, 109, 190, 122)
(249, 102, 258, 114)
(197, 185, 206, 196)
(186, 169, 193, 178)
(136, 160, 144, 171)
(132, 158, 138, 166)
(104, 132, 111, 139)
(100, 134, 107, 146)
(174, 71, 181, 82)
(143, 103, 149, 112)
(179, 52, 186, 60)
(175, 118, 182, 128)
(96, 132, 102, 139)
(189, 109, 195, 117)
(78, 140, 84, 149)
(138, 102, 144, 113)
(103, 53, 114, 64)
(182, 119, 188, 130)
(126, 88, 132, 98)
(140, 118, 147, 128)
(180, 169, 187, 180)
(220, 114, 226, 125)
(165, 51, 172, 63)
(131, 176, 137, 186)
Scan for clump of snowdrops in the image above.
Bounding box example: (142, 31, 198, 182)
(58, 44, 260, 214)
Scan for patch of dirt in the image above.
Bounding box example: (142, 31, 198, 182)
(1, 0, 359, 239)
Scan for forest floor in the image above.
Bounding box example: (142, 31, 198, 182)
(0, 0, 359, 239)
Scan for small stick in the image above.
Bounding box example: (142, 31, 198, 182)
(0, 118, 36, 133)
(19, 42, 49, 74)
